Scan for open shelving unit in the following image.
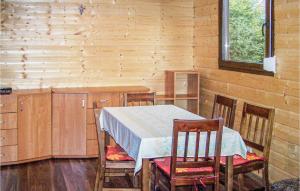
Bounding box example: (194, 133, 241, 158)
(156, 70, 200, 114)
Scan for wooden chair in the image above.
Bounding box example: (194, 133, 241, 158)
(93, 105, 141, 191)
(220, 103, 275, 191)
(211, 94, 237, 129)
(153, 118, 224, 191)
(124, 92, 156, 106)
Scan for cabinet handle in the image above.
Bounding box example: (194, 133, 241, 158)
(19, 102, 24, 112)
(82, 100, 85, 108)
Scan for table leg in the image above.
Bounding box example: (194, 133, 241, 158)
(142, 159, 150, 191)
(225, 156, 233, 191)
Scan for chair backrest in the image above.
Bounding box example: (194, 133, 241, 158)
(211, 95, 237, 128)
(239, 103, 275, 160)
(170, 118, 223, 178)
(124, 92, 156, 106)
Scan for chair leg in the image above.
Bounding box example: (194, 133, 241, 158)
(154, 164, 160, 191)
(237, 174, 244, 191)
(263, 163, 270, 191)
(214, 176, 219, 191)
(170, 182, 176, 191)
(133, 174, 140, 188)
(94, 160, 101, 191)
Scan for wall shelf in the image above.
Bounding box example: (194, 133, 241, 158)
(157, 70, 200, 114)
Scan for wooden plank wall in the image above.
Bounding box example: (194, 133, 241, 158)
(194, 0, 300, 182)
(0, 0, 194, 93)
(1, 0, 299, 183)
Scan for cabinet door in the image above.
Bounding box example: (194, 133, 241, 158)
(52, 94, 87, 156)
(18, 93, 51, 160)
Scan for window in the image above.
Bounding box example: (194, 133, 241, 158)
(219, 0, 274, 76)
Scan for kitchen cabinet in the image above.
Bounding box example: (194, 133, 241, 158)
(18, 93, 51, 160)
(52, 94, 87, 156)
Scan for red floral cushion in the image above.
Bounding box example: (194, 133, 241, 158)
(153, 157, 213, 176)
(220, 152, 265, 166)
(106, 145, 134, 161)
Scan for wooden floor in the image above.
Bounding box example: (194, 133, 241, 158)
(0, 159, 264, 191)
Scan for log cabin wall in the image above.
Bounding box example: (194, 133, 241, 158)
(194, 0, 299, 182)
(1, 0, 299, 183)
(0, 0, 194, 93)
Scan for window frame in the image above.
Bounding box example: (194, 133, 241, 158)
(218, 0, 275, 76)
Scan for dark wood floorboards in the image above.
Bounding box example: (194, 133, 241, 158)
(0, 159, 263, 191)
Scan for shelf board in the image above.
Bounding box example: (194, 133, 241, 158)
(175, 94, 198, 100)
(156, 94, 198, 101)
(156, 95, 175, 101)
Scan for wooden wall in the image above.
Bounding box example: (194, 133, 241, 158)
(1, 0, 299, 182)
(194, 0, 299, 182)
(0, 0, 194, 93)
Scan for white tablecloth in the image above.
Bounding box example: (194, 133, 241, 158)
(100, 105, 247, 173)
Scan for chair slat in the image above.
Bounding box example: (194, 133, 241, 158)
(218, 104, 222, 118)
(205, 131, 211, 159)
(184, 132, 189, 162)
(221, 106, 226, 119)
(253, 116, 260, 142)
(247, 114, 253, 139)
(260, 118, 266, 145)
(194, 132, 200, 161)
(225, 107, 231, 126)
(263, 121, 271, 146)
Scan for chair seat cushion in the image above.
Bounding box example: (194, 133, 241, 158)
(106, 145, 134, 161)
(153, 157, 213, 176)
(220, 152, 265, 166)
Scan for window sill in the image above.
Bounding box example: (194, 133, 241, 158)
(219, 61, 274, 77)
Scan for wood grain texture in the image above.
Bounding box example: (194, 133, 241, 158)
(0, 129, 17, 147)
(87, 124, 97, 140)
(86, 139, 98, 156)
(0, 145, 18, 163)
(17, 93, 52, 160)
(52, 93, 87, 156)
(0, 1, 194, 93)
(87, 93, 120, 109)
(194, 0, 300, 182)
(0, 158, 264, 191)
(52, 86, 149, 94)
(0, 113, 17, 130)
(0, 95, 17, 113)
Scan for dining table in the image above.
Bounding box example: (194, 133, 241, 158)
(99, 105, 247, 191)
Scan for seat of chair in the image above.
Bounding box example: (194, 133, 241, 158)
(154, 157, 214, 176)
(220, 152, 265, 166)
(106, 145, 134, 161)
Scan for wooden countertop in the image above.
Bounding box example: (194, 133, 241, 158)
(52, 86, 150, 94)
(10, 88, 52, 95)
(6, 86, 150, 95)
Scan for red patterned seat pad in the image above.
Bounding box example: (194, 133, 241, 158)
(154, 157, 214, 176)
(220, 152, 265, 166)
(106, 145, 134, 161)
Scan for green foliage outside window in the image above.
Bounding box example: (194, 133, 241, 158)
(228, 0, 265, 63)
